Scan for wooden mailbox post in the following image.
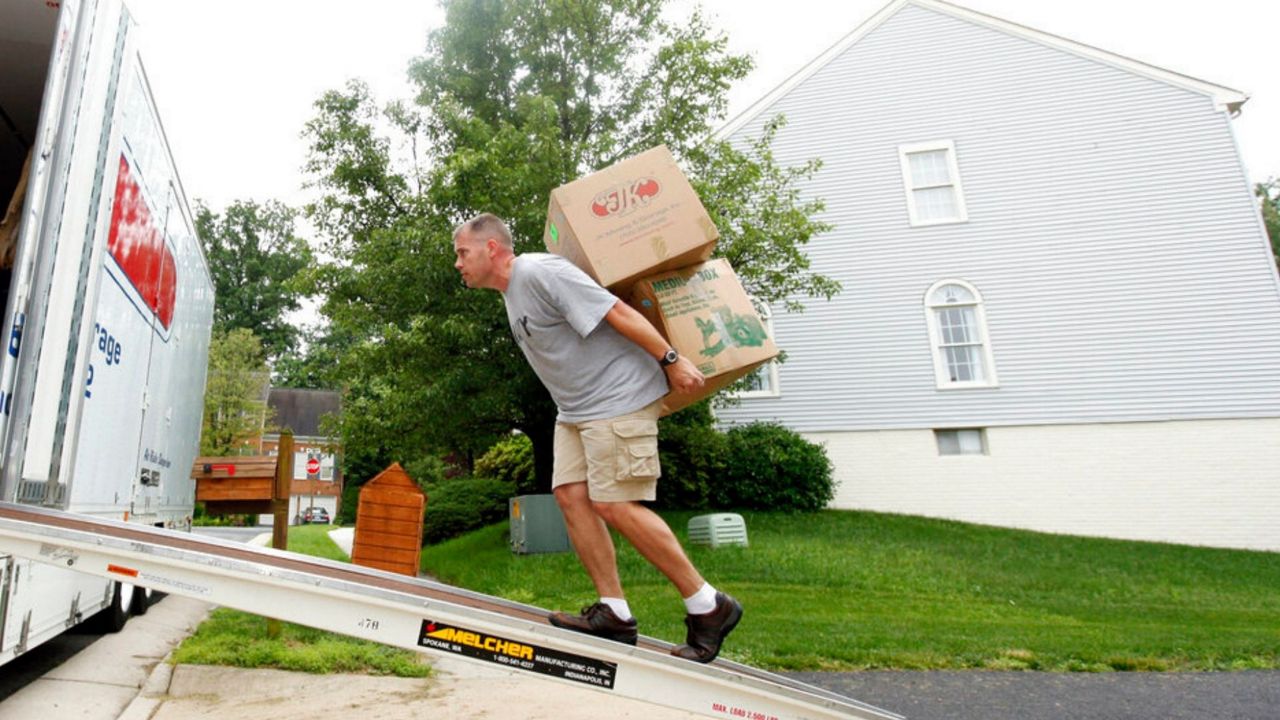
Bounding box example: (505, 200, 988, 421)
(190, 432, 295, 550)
(352, 463, 425, 576)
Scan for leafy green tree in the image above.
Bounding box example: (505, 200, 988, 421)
(200, 328, 271, 456)
(302, 0, 837, 488)
(688, 119, 839, 309)
(271, 323, 355, 389)
(196, 199, 313, 359)
(1258, 179, 1279, 269)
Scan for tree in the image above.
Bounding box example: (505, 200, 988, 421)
(200, 328, 271, 456)
(271, 323, 356, 389)
(302, 0, 838, 488)
(1258, 179, 1279, 269)
(196, 199, 313, 360)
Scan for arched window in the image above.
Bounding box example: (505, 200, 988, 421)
(924, 280, 998, 389)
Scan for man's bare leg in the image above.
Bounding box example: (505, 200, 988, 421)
(595, 500, 743, 663)
(592, 500, 704, 598)
(554, 482, 624, 598)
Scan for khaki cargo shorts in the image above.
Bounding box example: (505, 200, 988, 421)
(552, 399, 663, 502)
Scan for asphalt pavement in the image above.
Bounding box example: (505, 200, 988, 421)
(786, 670, 1280, 720)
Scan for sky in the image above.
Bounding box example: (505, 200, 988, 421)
(123, 0, 1278, 215)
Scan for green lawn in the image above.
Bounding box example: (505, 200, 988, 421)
(420, 510, 1280, 672)
(282, 523, 351, 561)
(171, 524, 430, 677)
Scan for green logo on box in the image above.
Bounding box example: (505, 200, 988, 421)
(549, 222, 560, 244)
(697, 306, 769, 358)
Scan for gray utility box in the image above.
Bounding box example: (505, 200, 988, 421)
(509, 494, 572, 554)
(688, 513, 748, 548)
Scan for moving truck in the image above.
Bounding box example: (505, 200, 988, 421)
(0, 0, 214, 664)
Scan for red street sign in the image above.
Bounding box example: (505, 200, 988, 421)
(306, 457, 322, 475)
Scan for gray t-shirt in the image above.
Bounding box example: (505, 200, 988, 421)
(503, 254, 668, 422)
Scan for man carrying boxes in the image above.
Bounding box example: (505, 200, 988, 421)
(544, 145, 778, 415)
(451, 145, 773, 663)
(453, 212, 740, 663)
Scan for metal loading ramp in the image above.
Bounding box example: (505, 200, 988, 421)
(0, 502, 902, 720)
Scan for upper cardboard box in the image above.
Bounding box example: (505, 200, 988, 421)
(543, 145, 717, 293)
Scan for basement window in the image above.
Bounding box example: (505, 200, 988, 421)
(935, 428, 987, 455)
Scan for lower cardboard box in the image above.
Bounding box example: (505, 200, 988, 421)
(628, 258, 779, 416)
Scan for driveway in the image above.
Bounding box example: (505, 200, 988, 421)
(785, 670, 1280, 720)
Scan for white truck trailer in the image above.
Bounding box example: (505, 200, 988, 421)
(0, 0, 213, 663)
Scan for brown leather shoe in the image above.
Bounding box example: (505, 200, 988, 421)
(548, 602, 638, 645)
(671, 592, 743, 663)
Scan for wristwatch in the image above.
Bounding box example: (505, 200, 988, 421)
(659, 348, 679, 367)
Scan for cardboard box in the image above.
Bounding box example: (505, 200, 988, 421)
(629, 259, 779, 416)
(543, 145, 717, 293)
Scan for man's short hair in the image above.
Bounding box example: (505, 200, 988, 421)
(454, 213, 513, 249)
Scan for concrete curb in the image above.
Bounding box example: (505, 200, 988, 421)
(113, 531, 271, 719)
(112, 594, 213, 720)
(116, 656, 174, 720)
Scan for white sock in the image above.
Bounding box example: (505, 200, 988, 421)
(683, 583, 718, 615)
(599, 597, 633, 621)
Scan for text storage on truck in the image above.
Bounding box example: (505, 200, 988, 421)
(0, 0, 213, 662)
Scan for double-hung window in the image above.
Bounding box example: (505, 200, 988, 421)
(924, 280, 998, 389)
(899, 140, 968, 226)
(731, 299, 779, 398)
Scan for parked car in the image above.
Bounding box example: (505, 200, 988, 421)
(301, 507, 330, 524)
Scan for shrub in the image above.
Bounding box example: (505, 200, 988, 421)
(192, 503, 254, 527)
(473, 434, 538, 496)
(337, 481, 361, 525)
(720, 422, 834, 512)
(404, 455, 448, 492)
(422, 476, 515, 545)
(655, 402, 727, 510)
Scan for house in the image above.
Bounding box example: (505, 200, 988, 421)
(716, 0, 1280, 551)
(258, 388, 343, 524)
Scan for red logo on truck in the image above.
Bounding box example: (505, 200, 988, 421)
(590, 177, 660, 218)
(106, 155, 176, 330)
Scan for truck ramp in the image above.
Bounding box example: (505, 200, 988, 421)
(0, 502, 901, 720)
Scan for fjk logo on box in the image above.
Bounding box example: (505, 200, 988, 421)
(590, 177, 660, 218)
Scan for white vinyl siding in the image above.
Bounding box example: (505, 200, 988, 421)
(900, 140, 967, 225)
(717, 2, 1280, 433)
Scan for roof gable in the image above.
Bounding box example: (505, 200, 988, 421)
(718, 0, 1248, 139)
(267, 388, 341, 438)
